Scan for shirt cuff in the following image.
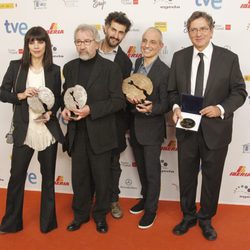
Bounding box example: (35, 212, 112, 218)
(217, 104, 225, 119)
(173, 104, 180, 112)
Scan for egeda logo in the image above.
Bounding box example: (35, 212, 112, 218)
(4, 20, 28, 36)
(195, 0, 222, 9)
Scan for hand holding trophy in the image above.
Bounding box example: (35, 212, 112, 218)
(63, 84, 87, 120)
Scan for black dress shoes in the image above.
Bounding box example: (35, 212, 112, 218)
(199, 221, 217, 241)
(67, 218, 89, 232)
(172, 218, 197, 235)
(95, 220, 108, 233)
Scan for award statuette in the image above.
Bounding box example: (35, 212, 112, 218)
(63, 85, 87, 120)
(27, 86, 55, 121)
(122, 73, 153, 103)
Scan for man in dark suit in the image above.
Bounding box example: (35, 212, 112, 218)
(61, 24, 125, 233)
(168, 11, 247, 240)
(127, 27, 169, 229)
(98, 11, 132, 219)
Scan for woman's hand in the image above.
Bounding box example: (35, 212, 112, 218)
(17, 87, 38, 100)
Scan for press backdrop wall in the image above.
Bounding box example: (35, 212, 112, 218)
(0, 0, 249, 205)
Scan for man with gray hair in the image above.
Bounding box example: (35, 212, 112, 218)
(61, 24, 125, 233)
(127, 27, 170, 229)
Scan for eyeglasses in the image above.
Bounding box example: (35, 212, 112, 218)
(74, 39, 94, 46)
(188, 27, 210, 35)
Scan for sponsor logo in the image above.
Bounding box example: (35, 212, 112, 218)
(155, 22, 167, 32)
(121, 0, 139, 4)
(120, 178, 138, 190)
(215, 24, 231, 31)
(161, 159, 174, 173)
(242, 143, 250, 153)
(195, 0, 222, 9)
(55, 176, 70, 186)
(0, 2, 16, 9)
(0, 178, 4, 182)
(172, 183, 179, 191)
(154, 0, 181, 9)
(244, 75, 250, 81)
(93, 0, 106, 10)
(234, 185, 250, 199)
(52, 44, 64, 58)
(8, 48, 23, 55)
(57, 112, 68, 126)
(120, 161, 137, 167)
(34, 0, 47, 9)
(26, 172, 37, 184)
(4, 20, 28, 35)
(183, 21, 188, 33)
(230, 166, 250, 177)
(161, 140, 177, 151)
(160, 45, 168, 55)
(127, 46, 142, 58)
(62, 0, 79, 7)
(47, 23, 64, 34)
(240, 0, 250, 8)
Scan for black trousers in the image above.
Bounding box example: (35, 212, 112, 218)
(0, 143, 58, 233)
(177, 129, 228, 220)
(131, 138, 161, 214)
(110, 152, 122, 202)
(71, 124, 111, 222)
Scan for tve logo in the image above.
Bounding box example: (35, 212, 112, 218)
(4, 20, 28, 35)
(195, 0, 222, 9)
(26, 172, 37, 184)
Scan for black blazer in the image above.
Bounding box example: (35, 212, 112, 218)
(168, 45, 247, 149)
(0, 60, 64, 146)
(62, 54, 125, 155)
(113, 46, 132, 153)
(130, 56, 170, 146)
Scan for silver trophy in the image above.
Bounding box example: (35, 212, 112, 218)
(27, 86, 55, 121)
(64, 84, 87, 119)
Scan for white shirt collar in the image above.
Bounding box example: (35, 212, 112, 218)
(193, 42, 213, 59)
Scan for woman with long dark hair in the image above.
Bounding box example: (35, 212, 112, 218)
(0, 26, 64, 233)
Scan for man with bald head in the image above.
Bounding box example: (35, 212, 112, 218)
(127, 27, 170, 229)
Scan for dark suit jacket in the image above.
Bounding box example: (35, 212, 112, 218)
(130, 56, 170, 146)
(168, 45, 247, 150)
(0, 60, 64, 146)
(62, 54, 125, 155)
(113, 46, 132, 153)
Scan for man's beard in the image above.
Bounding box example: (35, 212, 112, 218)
(79, 53, 92, 61)
(106, 36, 120, 48)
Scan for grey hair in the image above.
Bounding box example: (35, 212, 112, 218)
(74, 24, 100, 42)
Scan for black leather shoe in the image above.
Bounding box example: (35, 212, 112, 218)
(96, 220, 108, 233)
(172, 218, 197, 235)
(199, 221, 217, 241)
(67, 218, 89, 232)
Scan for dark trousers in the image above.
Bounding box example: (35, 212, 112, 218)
(71, 125, 111, 222)
(131, 138, 161, 214)
(110, 152, 122, 202)
(0, 143, 58, 233)
(177, 129, 228, 221)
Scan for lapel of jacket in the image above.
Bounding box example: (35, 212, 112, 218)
(184, 47, 193, 94)
(71, 59, 80, 86)
(44, 66, 53, 90)
(134, 57, 142, 73)
(204, 44, 220, 96)
(86, 54, 103, 90)
(147, 56, 161, 80)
